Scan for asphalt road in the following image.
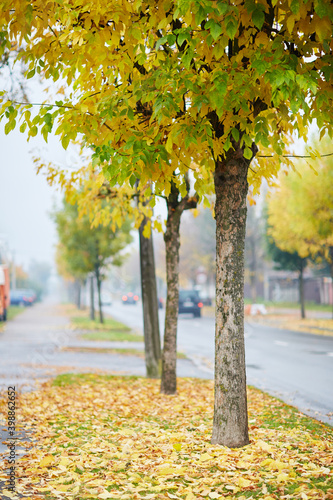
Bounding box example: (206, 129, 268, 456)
(106, 301, 333, 425)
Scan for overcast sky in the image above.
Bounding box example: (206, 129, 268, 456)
(0, 124, 65, 270)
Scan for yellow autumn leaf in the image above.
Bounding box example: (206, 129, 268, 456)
(59, 456, 72, 466)
(156, 466, 185, 476)
(199, 452, 213, 462)
(185, 492, 195, 500)
(98, 491, 113, 499)
(276, 473, 290, 482)
(256, 440, 273, 453)
(237, 477, 252, 488)
(56, 484, 73, 491)
(39, 455, 56, 467)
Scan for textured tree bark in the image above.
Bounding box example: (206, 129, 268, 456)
(90, 275, 95, 321)
(139, 218, 162, 378)
(299, 259, 306, 319)
(211, 152, 250, 448)
(160, 202, 182, 395)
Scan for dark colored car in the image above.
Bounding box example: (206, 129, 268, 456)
(10, 289, 36, 306)
(122, 292, 139, 305)
(178, 290, 203, 318)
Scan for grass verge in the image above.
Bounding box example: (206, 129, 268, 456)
(61, 346, 187, 359)
(244, 299, 333, 313)
(7, 305, 25, 321)
(251, 316, 333, 337)
(0, 305, 25, 332)
(70, 310, 144, 342)
(1, 375, 332, 499)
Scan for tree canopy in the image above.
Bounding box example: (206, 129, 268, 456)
(53, 197, 133, 320)
(1, 0, 332, 193)
(267, 137, 333, 263)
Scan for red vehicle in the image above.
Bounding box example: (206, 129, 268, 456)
(0, 265, 10, 321)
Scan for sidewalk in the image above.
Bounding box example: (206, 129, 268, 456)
(0, 298, 209, 394)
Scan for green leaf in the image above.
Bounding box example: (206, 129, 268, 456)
(30, 125, 38, 137)
(127, 107, 134, 120)
(314, 0, 329, 18)
(156, 36, 167, 50)
(244, 146, 252, 159)
(44, 112, 52, 126)
(62, 134, 70, 149)
(195, 5, 206, 25)
(290, 0, 299, 14)
(217, 2, 230, 15)
(252, 9, 265, 30)
(129, 173, 137, 187)
(177, 32, 187, 47)
(27, 69, 35, 79)
(210, 22, 222, 41)
(19, 122, 27, 133)
(231, 127, 239, 142)
(4, 119, 15, 135)
(225, 17, 238, 40)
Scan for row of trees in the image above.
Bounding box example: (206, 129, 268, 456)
(53, 199, 132, 323)
(267, 137, 333, 318)
(0, 0, 332, 448)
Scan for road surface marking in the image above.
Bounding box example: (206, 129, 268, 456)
(274, 340, 289, 347)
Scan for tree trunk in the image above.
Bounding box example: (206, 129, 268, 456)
(160, 202, 182, 395)
(95, 266, 104, 324)
(299, 259, 305, 319)
(139, 217, 162, 378)
(250, 238, 257, 304)
(211, 154, 250, 448)
(329, 246, 333, 320)
(76, 281, 81, 309)
(90, 275, 95, 321)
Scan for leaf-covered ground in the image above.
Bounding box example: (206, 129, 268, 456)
(1, 375, 332, 500)
(251, 316, 333, 337)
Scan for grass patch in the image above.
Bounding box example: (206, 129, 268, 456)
(71, 312, 143, 342)
(0, 305, 25, 331)
(244, 298, 333, 313)
(61, 346, 187, 359)
(253, 315, 333, 336)
(81, 330, 143, 342)
(2, 375, 332, 499)
(7, 305, 25, 320)
(72, 315, 131, 332)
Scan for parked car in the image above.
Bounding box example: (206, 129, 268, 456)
(10, 289, 36, 307)
(179, 290, 203, 318)
(100, 292, 112, 306)
(122, 292, 139, 305)
(0, 265, 10, 321)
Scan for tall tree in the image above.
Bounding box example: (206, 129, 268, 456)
(136, 185, 162, 379)
(266, 233, 308, 318)
(268, 136, 333, 317)
(245, 203, 266, 304)
(53, 198, 132, 322)
(1, 0, 332, 447)
(180, 206, 216, 294)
